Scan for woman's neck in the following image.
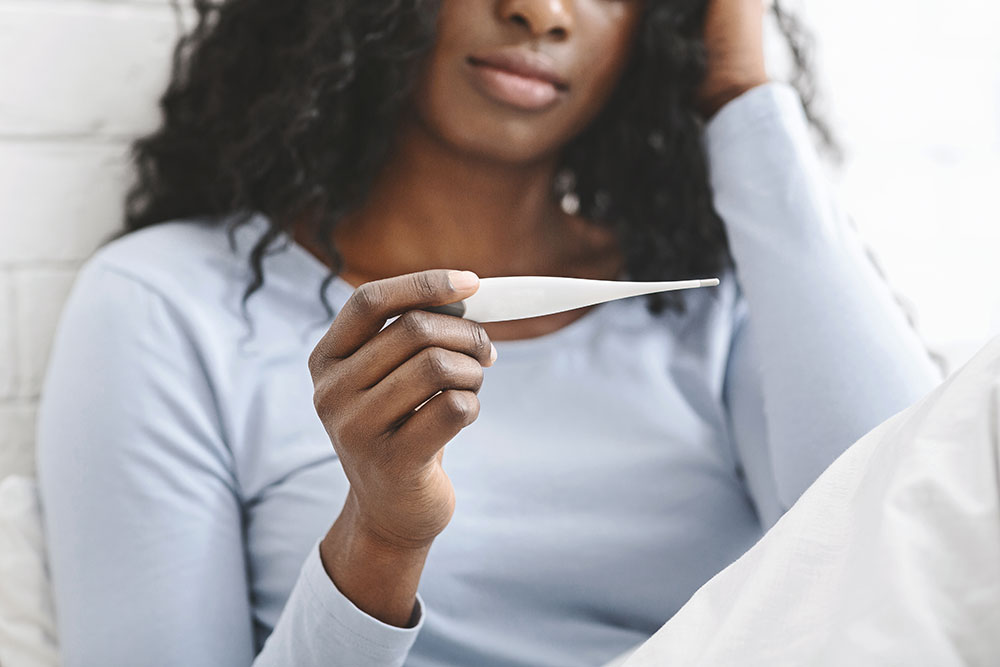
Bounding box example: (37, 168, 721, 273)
(293, 116, 625, 341)
(321, 115, 588, 283)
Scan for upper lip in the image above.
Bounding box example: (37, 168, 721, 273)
(467, 47, 570, 91)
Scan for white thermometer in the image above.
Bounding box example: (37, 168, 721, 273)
(425, 276, 720, 323)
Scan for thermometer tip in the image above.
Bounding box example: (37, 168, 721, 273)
(700, 278, 721, 288)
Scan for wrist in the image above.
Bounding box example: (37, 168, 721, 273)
(319, 490, 432, 628)
(338, 488, 440, 553)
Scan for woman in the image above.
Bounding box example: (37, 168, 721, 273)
(36, 0, 940, 665)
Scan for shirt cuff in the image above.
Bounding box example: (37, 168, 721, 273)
(300, 540, 424, 662)
(282, 543, 424, 666)
(702, 81, 808, 152)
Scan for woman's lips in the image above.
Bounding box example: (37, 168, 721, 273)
(465, 56, 567, 112)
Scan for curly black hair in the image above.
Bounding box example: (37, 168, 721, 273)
(123, 0, 838, 317)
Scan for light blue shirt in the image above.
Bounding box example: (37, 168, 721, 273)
(36, 83, 941, 667)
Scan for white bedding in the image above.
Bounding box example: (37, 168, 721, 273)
(622, 335, 1000, 666)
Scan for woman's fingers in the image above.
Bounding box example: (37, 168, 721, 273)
(344, 309, 494, 390)
(392, 390, 481, 463)
(312, 269, 480, 363)
(307, 269, 491, 549)
(367, 347, 485, 433)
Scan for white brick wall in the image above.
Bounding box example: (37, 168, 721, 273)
(1, 142, 130, 263)
(0, 1, 182, 138)
(1, 1, 998, 480)
(0, 0, 185, 477)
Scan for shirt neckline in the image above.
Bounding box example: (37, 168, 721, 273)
(260, 215, 625, 353)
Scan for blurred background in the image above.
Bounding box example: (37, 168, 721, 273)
(1, 0, 998, 478)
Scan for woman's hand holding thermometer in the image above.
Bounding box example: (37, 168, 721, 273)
(307, 268, 718, 628)
(309, 269, 493, 628)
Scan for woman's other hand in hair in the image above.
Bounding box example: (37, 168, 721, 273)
(308, 269, 494, 626)
(696, 0, 771, 120)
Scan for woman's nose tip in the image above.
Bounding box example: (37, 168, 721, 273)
(499, 0, 574, 39)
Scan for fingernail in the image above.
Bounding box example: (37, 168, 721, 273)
(489, 343, 498, 366)
(449, 270, 479, 290)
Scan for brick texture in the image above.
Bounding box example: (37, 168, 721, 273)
(0, 1, 181, 478)
(14, 269, 78, 399)
(0, 141, 129, 264)
(0, 2, 182, 137)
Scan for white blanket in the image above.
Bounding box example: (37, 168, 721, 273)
(622, 336, 1000, 666)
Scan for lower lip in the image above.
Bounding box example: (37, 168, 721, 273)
(466, 60, 563, 112)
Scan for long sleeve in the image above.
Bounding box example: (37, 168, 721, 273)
(36, 261, 422, 666)
(706, 83, 943, 526)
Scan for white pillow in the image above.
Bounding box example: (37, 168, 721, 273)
(0, 475, 59, 667)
